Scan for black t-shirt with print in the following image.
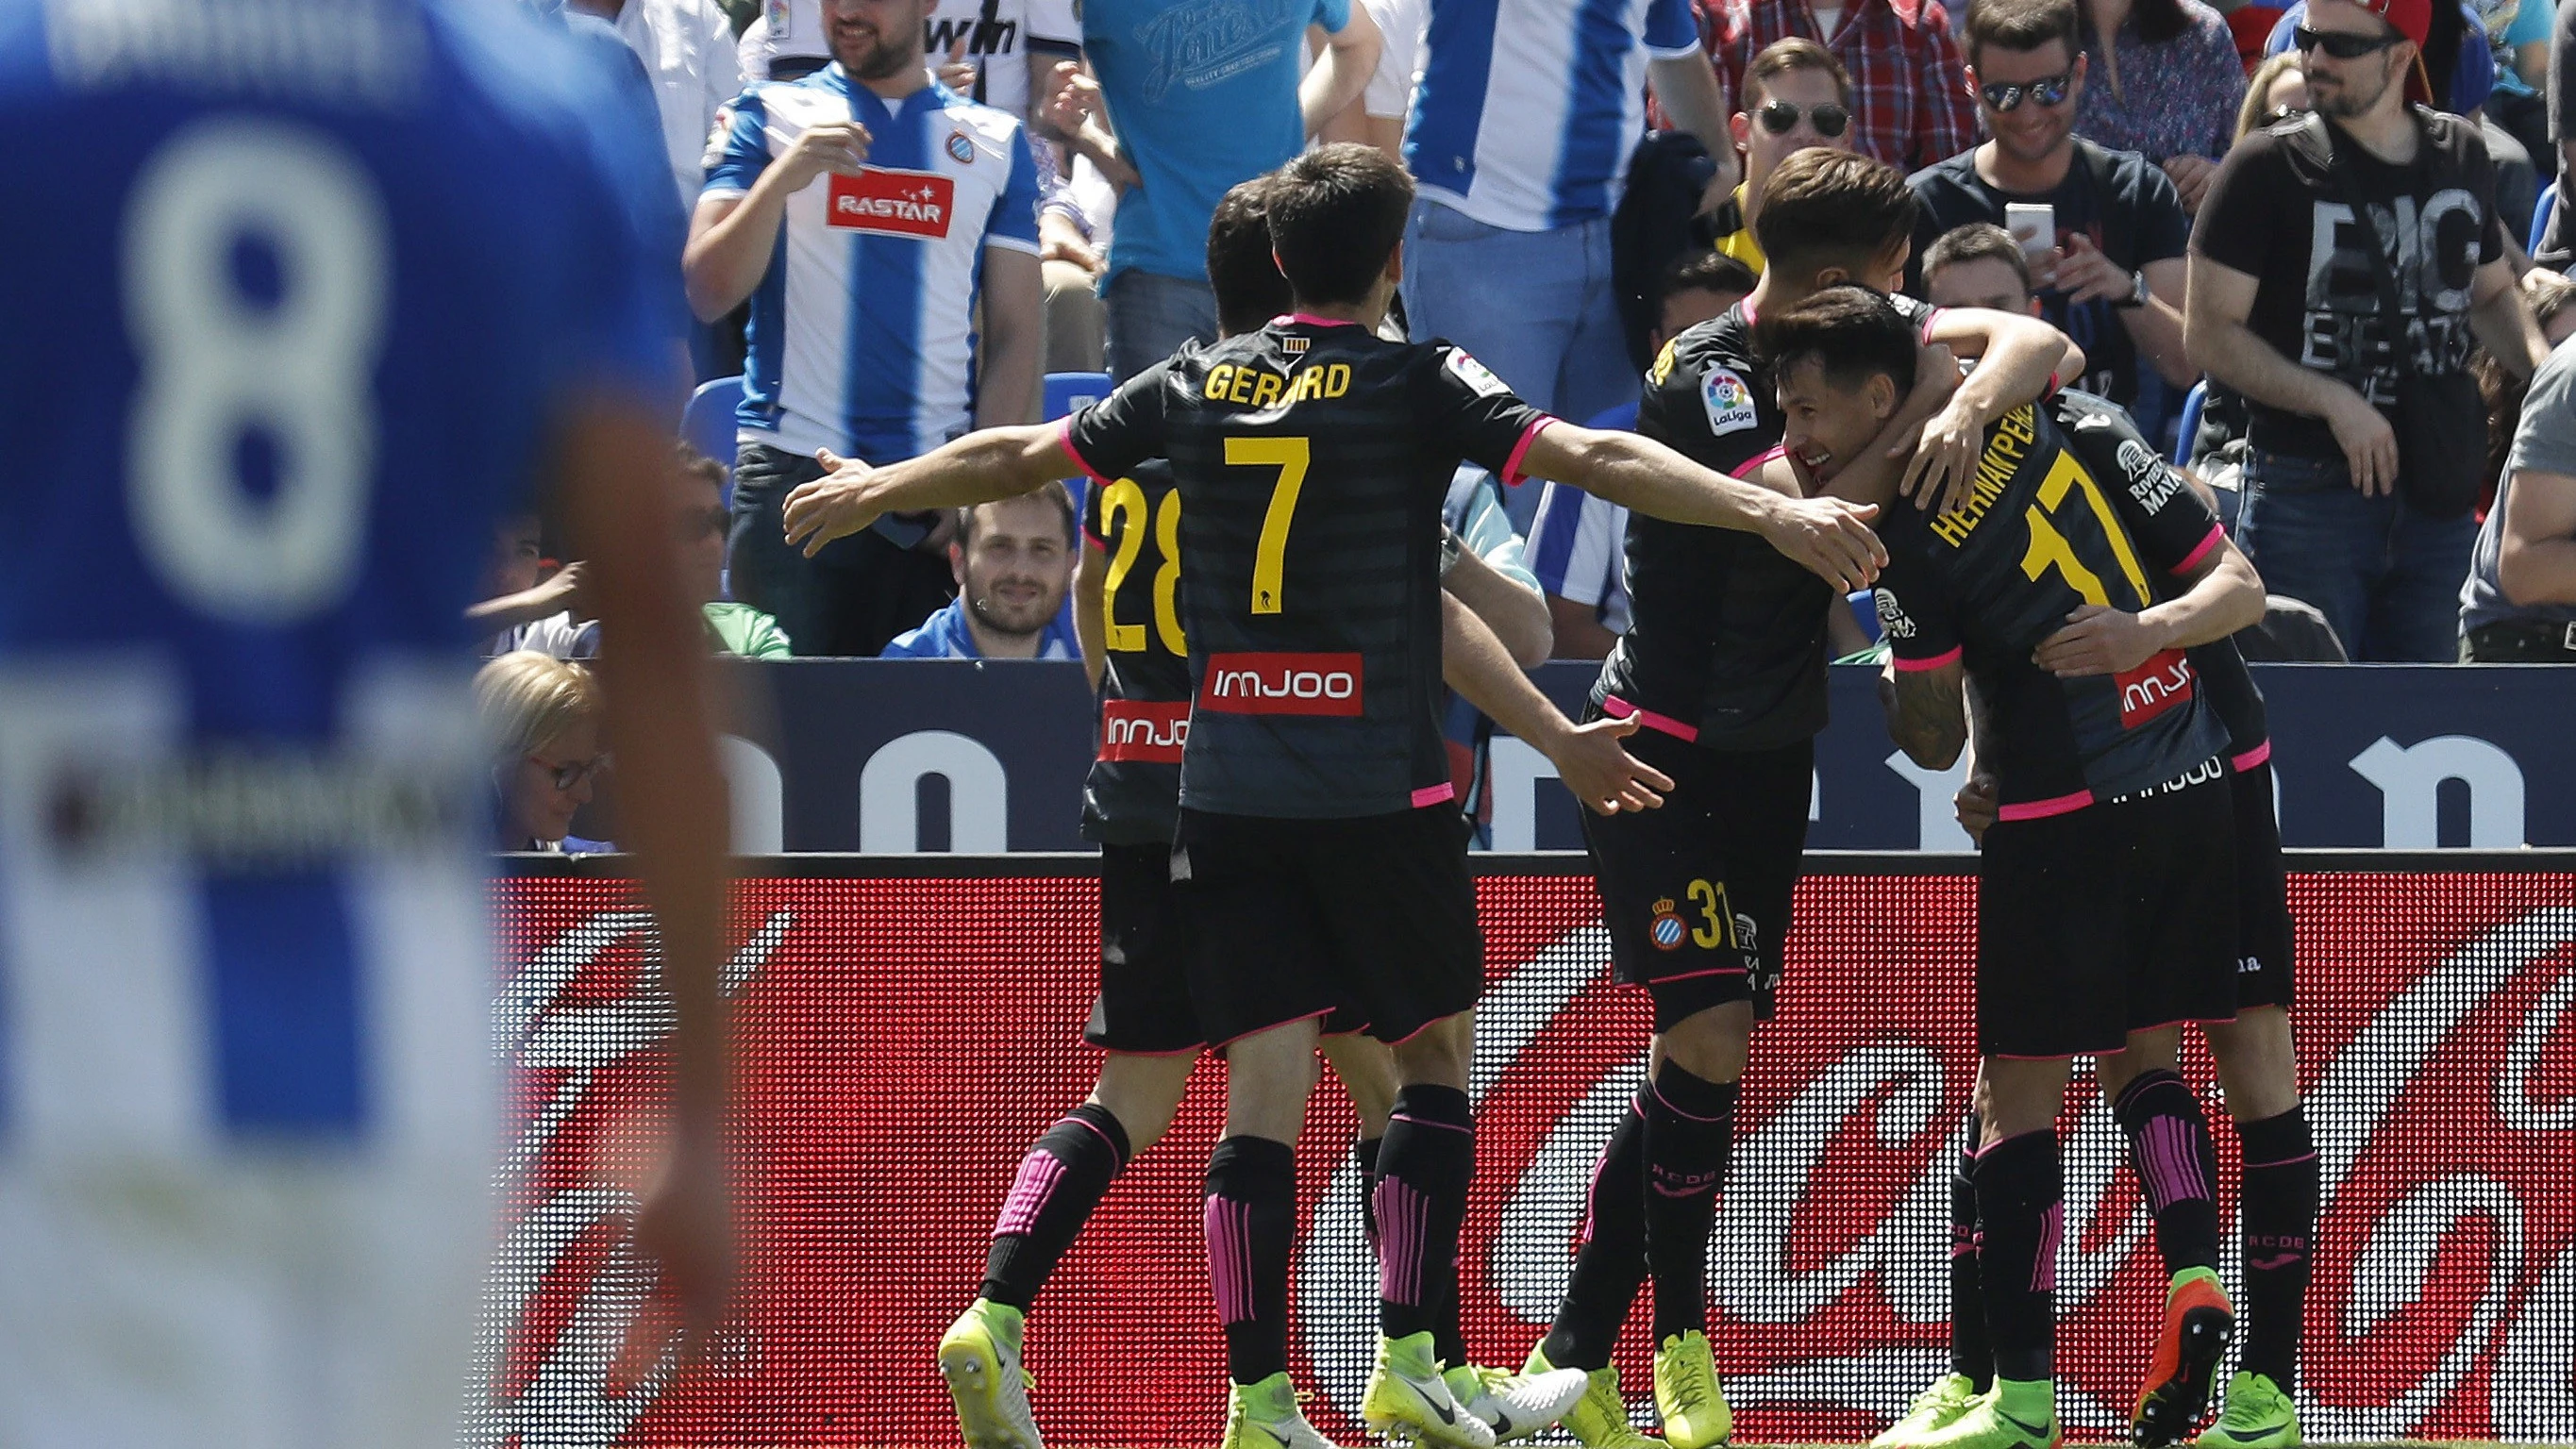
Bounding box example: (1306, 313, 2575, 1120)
(1907, 140, 2192, 411)
(2191, 108, 2504, 460)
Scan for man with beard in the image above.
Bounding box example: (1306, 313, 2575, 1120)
(687, 0, 1046, 656)
(882, 488, 1084, 658)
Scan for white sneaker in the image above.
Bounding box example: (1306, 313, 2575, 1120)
(1452, 1364, 1591, 1442)
(1224, 1374, 1354, 1449)
(1363, 1332, 1499, 1449)
(938, 1299, 1043, 1449)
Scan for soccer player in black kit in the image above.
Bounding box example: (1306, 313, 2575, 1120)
(1758, 287, 2268, 1449)
(778, 147, 1886, 1449)
(1516, 147, 2085, 1449)
(895, 179, 1681, 1449)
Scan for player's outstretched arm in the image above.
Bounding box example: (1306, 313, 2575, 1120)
(1525, 424, 1887, 591)
(557, 396, 736, 1357)
(779, 425, 1071, 558)
(1439, 594, 1671, 814)
(1906, 308, 2083, 514)
(2032, 531, 2265, 677)
(1877, 654, 1968, 770)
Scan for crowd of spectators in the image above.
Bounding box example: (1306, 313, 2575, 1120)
(486, 0, 2576, 670)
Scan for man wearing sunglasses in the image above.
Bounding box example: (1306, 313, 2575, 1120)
(1705, 40, 1859, 276)
(1905, 0, 2196, 422)
(2185, 0, 2549, 660)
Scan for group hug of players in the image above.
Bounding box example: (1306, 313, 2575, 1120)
(782, 142, 2319, 1449)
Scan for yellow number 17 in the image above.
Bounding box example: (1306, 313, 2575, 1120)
(2019, 451, 2153, 610)
(1228, 435, 1311, 615)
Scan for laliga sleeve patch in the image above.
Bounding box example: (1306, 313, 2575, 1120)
(1701, 366, 1759, 436)
(1445, 347, 1509, 397)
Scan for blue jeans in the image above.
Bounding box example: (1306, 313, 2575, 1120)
(1400, 200, 1637, 531)
(1103, 269, 1217, 383)
(2235, 447, 2478, 662)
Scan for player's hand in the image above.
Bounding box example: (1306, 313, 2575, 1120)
(1953, 769, 1999, 844)
(624, 1135, 735, 1376)
(2163, 153, 2216, 214)
(778, 120, 872, 191)
(781, 447, 887, 557)
(2051, 234, 2132, 307)
(1760, 495, 1885, 591)
(1045, 62, 1102, 136)
(2032, 603, 2166, 676)
(2322, 387, 2398, 497)
(936, 35, 978, 93)
(1543, 713, 1674, 815)
(1901, 392, 1984, 518)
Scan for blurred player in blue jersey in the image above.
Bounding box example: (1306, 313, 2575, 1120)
(0, 2, 733, 1444)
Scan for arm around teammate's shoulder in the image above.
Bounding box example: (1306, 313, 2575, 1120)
(1520, 422, 1887, 591)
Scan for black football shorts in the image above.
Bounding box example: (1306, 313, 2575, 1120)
(1085, 841, 1204, 1054)
(1977, 758, 2239, 1058)
(1581, 731, 1813, 1032)
(1173, 805, 1483, 1047)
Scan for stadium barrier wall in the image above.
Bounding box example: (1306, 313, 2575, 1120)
(479, 852, 2576, 1445)
(682, 659, 2576, 852)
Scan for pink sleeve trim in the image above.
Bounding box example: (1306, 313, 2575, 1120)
(1056, 416, 1113, 487)
(1601, 694, 1702, 742)
(1996, 789, 2096, 822)
(1081, 528, 1108, 552)
(1411, 782, 1458, 808)
(1918, 307, 1945, 345)
(1729, 444, 1787, 481)
(1500, 416, 1559, 486)
(2174, 523, 2225, 575)
(2232, 740, 2273, 773)
(1891, 645, 1963, 673)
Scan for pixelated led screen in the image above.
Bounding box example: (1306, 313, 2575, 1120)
(480, 867, 2576, 1444)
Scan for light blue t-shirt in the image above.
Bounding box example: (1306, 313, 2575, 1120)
(1080, 0, 1352, 285)
(2486, 0, 2551, 97)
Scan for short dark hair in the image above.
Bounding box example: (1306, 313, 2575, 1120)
(1751, 149, 1918, 282)
(960, 480, 1078, 548)
(1266, 142, 1413, 308)
(1208, 177, 1294, 337)
(1744, 37, 1853, 107)
(1922, 222, 2032, 293)
(1659, 250, 1759, 308)
(1963, 0, 2079, 68)
(1754, 285, 1920, 397)
(676, 442, 728, 490)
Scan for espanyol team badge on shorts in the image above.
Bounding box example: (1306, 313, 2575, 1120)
(1702, 366, 1758, 436)
(946, 131, 976, 164)
(1649, 897, 1687, 951)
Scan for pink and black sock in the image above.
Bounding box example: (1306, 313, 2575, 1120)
(2114, 1070, 2222, 1274)
(2235, 1107, 2317, 1389)
(979, 1102, 1131, 1309)
(1375, 1084, 1476, 1344)
(1950, 1112, 1994, 1391)
(1642, 1060, 1737, 1343)
(1972, 1129, 2064, 1383)
(1355, 1136, 1383, 1248)
(1540, 1091, 1648, 1372)
(1206, 1134, 1298, 1384)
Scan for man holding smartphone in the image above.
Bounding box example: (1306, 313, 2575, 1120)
(1904, 0, 2195, 417)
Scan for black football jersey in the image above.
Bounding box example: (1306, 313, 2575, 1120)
(1079, 458, 1191, 844)
(2066, 396, 2271, 766)
(1062, 320, 1553, 819)
(1596, 293, 1939, 749)
(1874, 391, 2230, 814)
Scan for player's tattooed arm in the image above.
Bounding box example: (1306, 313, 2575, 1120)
(1524, 424, 1887, 591)
(780, 425, 1066, 558)
(1439, 593, 1671, 814)
(1877, 654, 1968, 770)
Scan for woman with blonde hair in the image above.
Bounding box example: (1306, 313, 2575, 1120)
(2234, 52, 2306, 140)
(477, 650, 609, 850)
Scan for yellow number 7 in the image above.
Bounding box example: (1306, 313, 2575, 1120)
(1229, 435, 1311, 616)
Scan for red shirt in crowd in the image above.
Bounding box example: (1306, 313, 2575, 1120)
(1702, 0, 1980, 175)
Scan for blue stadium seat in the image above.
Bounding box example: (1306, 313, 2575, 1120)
(683, 375, 744, 475)
(1045, 370, 1112, 422)
(2171, 379, 2208, 467)
(2531, 182, 2558, 256)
